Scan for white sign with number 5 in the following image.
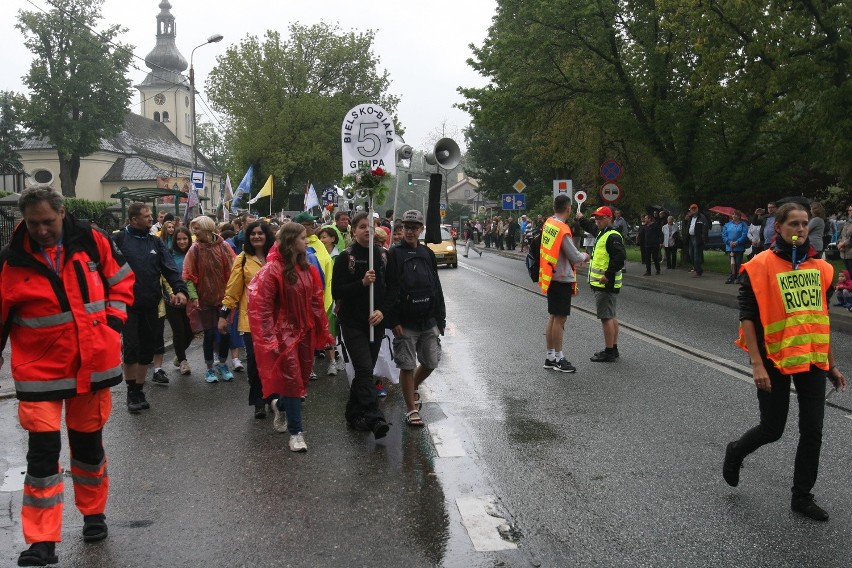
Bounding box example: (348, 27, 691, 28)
(341, 104, 398, 176)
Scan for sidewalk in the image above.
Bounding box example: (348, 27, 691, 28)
(482, 244, 852, 334)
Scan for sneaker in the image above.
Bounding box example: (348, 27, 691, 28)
(592, 349, 620, 360)
(254, 404, 266, 419)
(309, 370, 318, 381)
(172, 356, 181, 368)
(232, 358, 244, 372)
(205, 369, 219, 383)
(126, 388, 143, 413)
(723, 441, 743, 487)
(317, 350, 326, 359)
(375, 381, 388, 397)
(590, 351, 617, 362)
(137, 389, 150, 410)
(179, 360, 191, 375)
(553, 358, 577, 373)
(152, 369, 169, 384)
(372, 419, 390, 439)
(543, 358, 557, 369)
(327, 360, 337, 376)
(82, 513, 108, 542)
(791, 495, 829, 521)
(270, 399, 288, 433)
(337, 358, 347, 371)
(216, 363, 234, 381)
(289, 432, 308, 452)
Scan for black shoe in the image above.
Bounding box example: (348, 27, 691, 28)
(151, 369, 169, 384)
(126, 388, 143, 413)
(137, 389, 150, 410)
(543, 358, 557, 369)
(17, 542, 57, 566)
(722, 441, 742, 487)
(317, 351, 326, 359)
(590, 351, 617, 362)
(254, 405, 267, 419)
(644, 271, 651, 276)
(791, 495, 829, 521)
(592, 349, 620, 359)
(82, 513, 108, 542)
(372, 419, 390, 439)
(348, 417, 371, 432)
(724, 277, 735, 284)
(553, 358, 576, 373)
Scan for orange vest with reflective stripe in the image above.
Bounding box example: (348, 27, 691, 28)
(538, 217, 573, 294)
(735, 250, 833, 374)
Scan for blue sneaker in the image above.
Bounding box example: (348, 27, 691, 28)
(205, 369, 219, 383)
(217, 363, 234, 381)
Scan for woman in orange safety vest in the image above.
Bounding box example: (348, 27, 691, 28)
(723, 201, 846, 522)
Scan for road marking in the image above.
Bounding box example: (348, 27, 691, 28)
(429, 423, 466, 457)
(1, 466, 26, 492)
(456, 496, 518, 551)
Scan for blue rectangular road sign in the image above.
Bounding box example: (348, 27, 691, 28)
(502, 193, 526, 210)
(191, 170, 205, 191)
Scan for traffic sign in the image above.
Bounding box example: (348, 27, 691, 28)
(600, 182, 622, 203)
(513, 179, 527, 192)
(599, 160, 622, 181)
(322, 187, 336, 206)
(191, 170, 205, 190)
(502, 193, 526, 210)
(553, 179, 572, 198)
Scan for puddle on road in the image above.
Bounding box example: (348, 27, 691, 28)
(1, 466, 26, 492)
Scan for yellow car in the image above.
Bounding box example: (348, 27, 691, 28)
(420, 227, 458, 268)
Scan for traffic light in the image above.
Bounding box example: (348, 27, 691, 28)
(407, 173, 413, 186)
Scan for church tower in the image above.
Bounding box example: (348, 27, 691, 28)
(135, 1, 191, 143)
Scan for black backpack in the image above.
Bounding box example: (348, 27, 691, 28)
(525, 231, 542, 283)
(393, 246, 438, 320)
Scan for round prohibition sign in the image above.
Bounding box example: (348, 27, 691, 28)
(600, 160, 623, 181)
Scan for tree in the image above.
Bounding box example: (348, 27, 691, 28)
(206, 22, 400, 211)
(0, 91, 26, 174)
(195, 119, 229, 174)
(460, 0, 852, 211)
(17, 0, 133, 197)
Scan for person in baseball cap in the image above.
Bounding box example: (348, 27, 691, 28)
(292, 212, 320, 224)
(401, 210, 425, 226)
(591, 206, 614, 218)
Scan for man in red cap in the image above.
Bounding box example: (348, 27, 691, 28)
(684, 203, 708, 277)
(577, 206, 626, 362)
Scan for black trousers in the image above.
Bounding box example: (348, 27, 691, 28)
(664, 246, 678, 269)
(643, 246, 661, 273)
(242, 333, 267, 407)
(340, 325, 385, 428)
(165, 304, 193, 362)
(729, 365, 826, 497)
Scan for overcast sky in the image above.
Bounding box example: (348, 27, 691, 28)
(2, 0, 496, 151)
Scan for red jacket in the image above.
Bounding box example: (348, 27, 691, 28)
(0, 216, 135, 401)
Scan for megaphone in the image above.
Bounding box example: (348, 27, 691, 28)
(425, 138, 461, 170)
(394, 134, 413, 161)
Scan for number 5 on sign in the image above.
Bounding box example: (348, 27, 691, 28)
(574, 190, 587, 212)
(341, 103, 397, 176)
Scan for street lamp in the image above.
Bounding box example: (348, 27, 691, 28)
(189, 33, 223, 173)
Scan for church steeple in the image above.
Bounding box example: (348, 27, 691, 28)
(135, 1, 191, 142)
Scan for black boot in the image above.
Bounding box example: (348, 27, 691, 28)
(791, 494, 829, 521)
(137, 385, 150, 410)
(83, 513, 108, 542)
(723, 441, 743, 487)
(17, 542, 57, 566)
(127, 384, 144, 413)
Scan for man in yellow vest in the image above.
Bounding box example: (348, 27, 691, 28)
(540, 194, 590, 373)
(576, 206, 626, 362)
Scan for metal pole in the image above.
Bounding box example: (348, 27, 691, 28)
(368, 192, 375, 342)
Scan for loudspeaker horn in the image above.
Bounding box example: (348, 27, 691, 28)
(394, 134, 413, 161)
(425, 138, 461, 170)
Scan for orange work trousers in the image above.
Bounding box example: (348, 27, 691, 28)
(18, 388, 112, 543)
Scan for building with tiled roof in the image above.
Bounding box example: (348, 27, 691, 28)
(15, 1, 222, 204)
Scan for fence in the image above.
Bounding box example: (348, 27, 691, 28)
(0, 207, 124, 249)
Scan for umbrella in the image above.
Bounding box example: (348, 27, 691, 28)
(708, 205, 737, 217)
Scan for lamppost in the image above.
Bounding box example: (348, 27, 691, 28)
(189, 33, 223, 179)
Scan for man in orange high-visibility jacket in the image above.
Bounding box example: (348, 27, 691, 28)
(724, 200, 846, 522)
(539, 194, 589, 374)
(0, 186, 134, 567)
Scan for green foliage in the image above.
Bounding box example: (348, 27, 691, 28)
(195, 120, 229, 174)
(206, 22, 400, 208)
(461, 0, 852, 215)
(340, 163, 394, 204)
(64, 197, 112, 220)
(17, 0, 133, 197)
(446, 201, 470, 224)
(0, 92, 26, 173)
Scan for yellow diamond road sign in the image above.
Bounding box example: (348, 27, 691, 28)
(513, 179, 526, 192)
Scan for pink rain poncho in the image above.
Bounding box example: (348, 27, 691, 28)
(247, 244, 334, 399)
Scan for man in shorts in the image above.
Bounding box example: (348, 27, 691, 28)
(384, 210, 446, 427)
(576, 206, 626, 362)
(539, 194, 590, 373)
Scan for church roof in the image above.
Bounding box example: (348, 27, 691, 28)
(20, 112, 220, 175)
(140, 0, 189, 88)
(101, 157, 170, 182)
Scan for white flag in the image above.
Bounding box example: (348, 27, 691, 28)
(304, 183, 320, 210)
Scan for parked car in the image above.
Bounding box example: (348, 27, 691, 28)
(705, 221, 723, 250)
(420, 227, 458, 268)
(825, 241, 840, 260)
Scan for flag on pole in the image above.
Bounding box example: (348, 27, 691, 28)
(232, 165, 253, 211)
(247, 175, 273, 204)
(184, 186, 199, 223)
(304, 182, 320, 211)
(222, 174, 233, 221)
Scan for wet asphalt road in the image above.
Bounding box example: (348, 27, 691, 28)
(2, 251, 852, 567)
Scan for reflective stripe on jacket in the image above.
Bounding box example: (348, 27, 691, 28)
(589, 228, 623, 289)
(0, 215, 135, 401)
(735, 251, 833, 374)
(538, 217, 572, 294)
